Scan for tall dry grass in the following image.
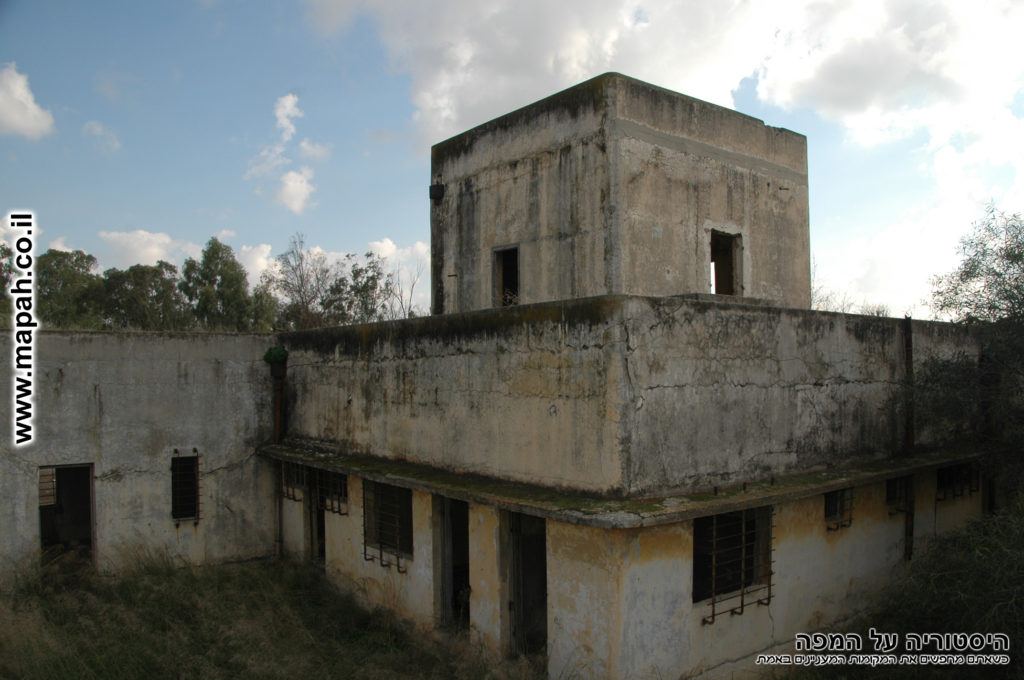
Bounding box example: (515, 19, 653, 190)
(0, 555, 541, 680)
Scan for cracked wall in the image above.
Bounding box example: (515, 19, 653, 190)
(0, 332, 276, 573)
(280, 295, 975, 498)
(283, 298, 629, 494)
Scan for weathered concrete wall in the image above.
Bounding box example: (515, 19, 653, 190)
(0, 331, 276, 574)
(469, 503, 507, 651)
(281, 491, 309, 558)
(283, 300, 628, 493)
(321, 476, 437, 628)
(430, 72, 810, 313)
(623, 301, 906, 494)
(547, 470, 983, 679)
(281, 296, 974, 497)
(546, 522, 630, 679)
(430, 78, 612, 314)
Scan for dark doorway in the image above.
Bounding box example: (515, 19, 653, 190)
(313, 504, 326, 564)
(494, 247, 520, 306)
(309, 476, 326, 565)
(39, 465, 93, 562)
(440, 497, 470, 629)
(508, 512, 546, 657)
(710, 231, 741, 295)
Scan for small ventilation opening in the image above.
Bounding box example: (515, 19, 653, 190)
(710, 231, 741, 296)
(494, 247, 519, 307)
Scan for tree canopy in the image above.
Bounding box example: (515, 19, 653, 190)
(180, 238, 258, 332)
(931, 207, 1024, 324)
(922, 207, 1024, 503)
(36, 249, 106, 329)
(0, 232, 410, 332)
(267, 233, 398, 330)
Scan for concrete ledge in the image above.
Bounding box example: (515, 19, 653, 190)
(259, 438, 981, 529)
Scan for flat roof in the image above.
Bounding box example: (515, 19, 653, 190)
(259, 438, 982, 529)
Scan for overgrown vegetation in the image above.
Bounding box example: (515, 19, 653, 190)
(792, 207, 1024, 679)
(917, 207, 1024, 503)
(0, 556, 541, 680)
(789, 497, 1024, 680)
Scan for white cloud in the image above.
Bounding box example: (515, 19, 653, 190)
(98, 229, 200, 269)
(49, 236, 71, 252)
(302, 0, 781, 147)
(247, 95, 327, 213)
(277, 166, 316, 214)
(237, 243, 274, 287)
(302, 0, 1024, 318)
(244, 143, 289, 179)
(369, 237, 430, 313)
(0, 62, 55, 140)
(275, 93, 303, 142)
(82, 120, 121, 152)
(299, 137, 331, 160)
(216, 229, 237, 241)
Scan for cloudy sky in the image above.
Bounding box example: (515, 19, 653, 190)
(2, 0, 1023, 316)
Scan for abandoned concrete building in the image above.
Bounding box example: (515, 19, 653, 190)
(1, 73, 985, 678)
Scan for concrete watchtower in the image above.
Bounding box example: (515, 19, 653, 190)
(429, 72, 811, 315)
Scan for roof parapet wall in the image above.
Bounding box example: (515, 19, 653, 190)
(280, 297, 977, 497)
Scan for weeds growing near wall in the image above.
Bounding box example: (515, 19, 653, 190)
(790, 497, 1024, 679)
(0, 556, 540, 680)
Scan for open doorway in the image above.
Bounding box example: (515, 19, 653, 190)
(508, 512, 546, 657)
(39, 465, 94, 563)
(312, 501, 326, 564)
(439, 497, 470, 629)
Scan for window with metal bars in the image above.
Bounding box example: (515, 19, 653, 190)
(315, 469, 348, 515)
(824, 488, 854, 531)
(281, 462, 306, 501)
(363, 480, 413, 570)
(171, 454, 200, 523)
(886, 476, 913, 514)
(693, 506, 773, 624)
(935, 463, 979, 501)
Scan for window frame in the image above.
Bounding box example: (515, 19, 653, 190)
(935, 463, 980, 501)
(710, 230, 743, 296)
(493, 245, 520, 307)
(171, 452, 200, 524)
(314, 469, 348, 515)
(886, 475, 913, 515)
(824, 487, 854, 531)
(692, 505, 773, 624)
(281, 461, 306, 502)
(363, 480, 413, 571)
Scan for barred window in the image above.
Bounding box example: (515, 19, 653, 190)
(886, 476, 913, 514)
(824, 488, 854, 531)
(693, 506, 773, 624)
(315, 469, 348, 515)
(936, 463, 979, 501)
(363, 480, 413, 570)
(281, 462, 306, 501)
(171, 454, 200, 522)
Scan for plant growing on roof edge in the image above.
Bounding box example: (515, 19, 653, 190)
(263, 346, 288, 364)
